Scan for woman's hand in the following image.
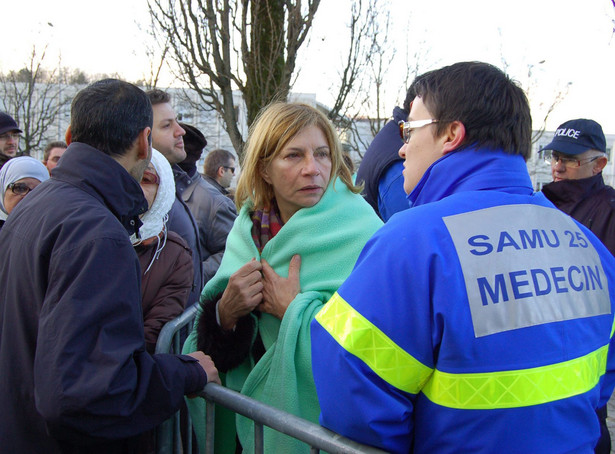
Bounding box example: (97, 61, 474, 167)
(217, 259, 263, 330)
(260, 255, 301, 320)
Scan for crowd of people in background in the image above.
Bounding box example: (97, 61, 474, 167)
(1, 60, 615, 454)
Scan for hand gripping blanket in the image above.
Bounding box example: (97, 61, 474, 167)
(182, 178, 382, 453)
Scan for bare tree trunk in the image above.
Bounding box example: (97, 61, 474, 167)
(148, 0, 319, 161)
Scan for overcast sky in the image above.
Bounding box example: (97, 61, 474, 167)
(3, 0, 615, 132)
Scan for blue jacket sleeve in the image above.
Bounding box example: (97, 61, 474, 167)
(34, 236, 206, 441)
(377, 161, 410, 222)
(311, 223, 436, 454)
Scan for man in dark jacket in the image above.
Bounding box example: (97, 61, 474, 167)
(541, 118, 615, 453)
(0, 79, 219, 454)
(146, 89, 204, 307)
(179, 123, 237, 283)
(541, 118, 615, 256)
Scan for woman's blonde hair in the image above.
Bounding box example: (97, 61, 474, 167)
(235, 102, 361, 211)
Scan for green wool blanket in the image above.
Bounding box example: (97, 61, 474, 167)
(182, 178, 382, 453)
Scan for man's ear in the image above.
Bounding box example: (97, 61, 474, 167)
(442, 121, 466, 154)
(65, 126, 72, 145)
(136, 127, 151, 160)
(592, 155, 608, 175)
(217, 166, 226, 179)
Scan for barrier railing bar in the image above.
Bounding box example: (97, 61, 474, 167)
(174, 409, 181, 453)
(200, 383, 387, 454)
(156, 304, 387, 454)
(255, 421, 264, 454)
(186, 410, 193, 453)
(155, 303, 199, 355)
(155, 303, 199, 454)
(205, 400, 215, 454)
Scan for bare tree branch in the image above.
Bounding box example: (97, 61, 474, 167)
(0, 45, 73, 156)
(148, 0, 321, 160)
(331, 2, 427, 160)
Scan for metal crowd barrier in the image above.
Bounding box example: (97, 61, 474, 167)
(200, 383, 387, 454)
(154, 303, 387, 454)
(154, 303, 199, 454)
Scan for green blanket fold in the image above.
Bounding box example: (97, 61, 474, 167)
(182, 178, 382, 453)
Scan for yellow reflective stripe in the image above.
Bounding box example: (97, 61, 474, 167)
(316, 292, 433, 394)
(318, 294, 610, 410)
(423, 344, 609, 409)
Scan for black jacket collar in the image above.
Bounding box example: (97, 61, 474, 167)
(542, 173, 605, 206)
(52, 142, 148, 235)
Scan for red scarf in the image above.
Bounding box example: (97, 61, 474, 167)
(251, 199, 284, 252)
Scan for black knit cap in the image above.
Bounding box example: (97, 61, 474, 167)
(180, 123, 207, 167)
(0, 112, 22, 135)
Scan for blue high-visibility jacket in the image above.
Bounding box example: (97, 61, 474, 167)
(311, 148, 615, 454)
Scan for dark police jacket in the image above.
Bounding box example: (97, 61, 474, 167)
(0, 143, 206, 453)
(542, 173, 615, 256)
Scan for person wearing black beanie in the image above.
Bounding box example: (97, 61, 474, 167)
(178, 123, 237, 284)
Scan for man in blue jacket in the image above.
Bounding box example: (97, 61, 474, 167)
(0, 79, 219, 453)
(311, 62, 615, 453)
(355, 86, 414, 221)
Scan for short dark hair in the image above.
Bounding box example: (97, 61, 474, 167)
(70, 79, 153, 157)
(402, 85, 416, 114)
(43, 141, 67, 163)
(410, 61, 532, 160)
(146, 88, 171, 106)
(204, 148, 235, 179)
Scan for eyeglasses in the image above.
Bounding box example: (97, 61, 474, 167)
(141, 170, 160, 185)
(0, 132, 21, 141)
(543, 151, 601, 168)
(222, 166, 235, 174)
(398, 119, 440, 144)
(7, 182, 34, 196)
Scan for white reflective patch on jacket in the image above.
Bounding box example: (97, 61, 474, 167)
(443, 204, 610, 337)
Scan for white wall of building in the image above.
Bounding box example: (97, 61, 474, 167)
(8, 82, 614, 192)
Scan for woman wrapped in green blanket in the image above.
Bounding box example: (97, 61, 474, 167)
(182, 102, 383, 453)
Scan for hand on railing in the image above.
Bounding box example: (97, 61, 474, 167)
(187, 351, 221, 392)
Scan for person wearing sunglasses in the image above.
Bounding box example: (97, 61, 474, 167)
(0, 155, 49, 230)
(203, 147, 237, 198)
(311, 62, 615, 454)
